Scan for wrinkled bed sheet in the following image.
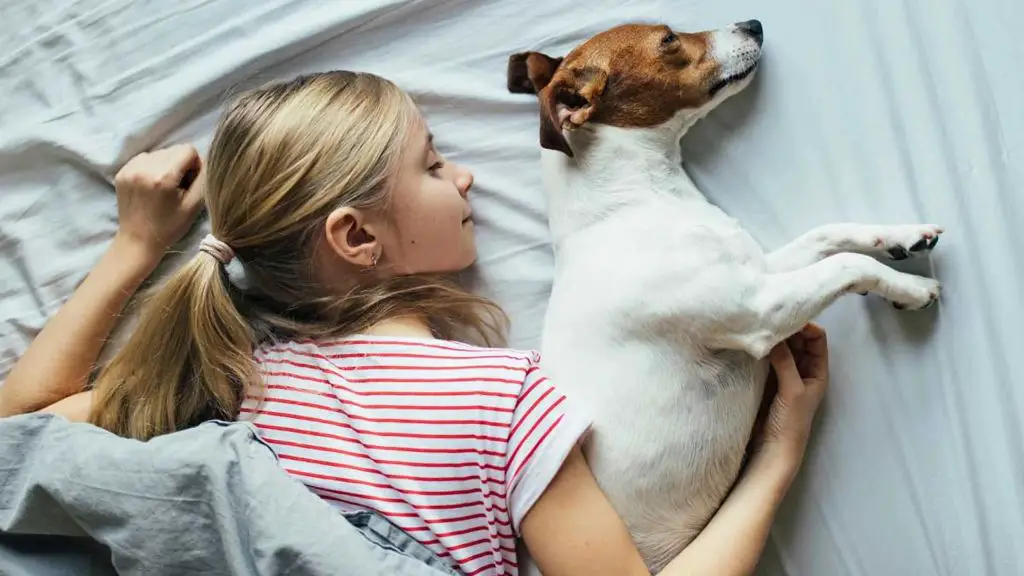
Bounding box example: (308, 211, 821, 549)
(1, 0, 1022, 574)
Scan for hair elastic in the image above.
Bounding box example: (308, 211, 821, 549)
(198, 234, 235, 265)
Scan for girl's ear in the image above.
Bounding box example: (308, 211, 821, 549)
(325, 207, 379, 267)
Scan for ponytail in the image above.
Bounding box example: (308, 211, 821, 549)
(89, 254, 256, 440)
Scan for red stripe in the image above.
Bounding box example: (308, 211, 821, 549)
(428, 511, 511, 527)
(251, 390, 515, 414)
(265, 355, 526, 373)
(261, 383, 335, 400)
(459, 550, 493, 565)
(265, 382, 517, 400)
(457, 548, 518, 569)
(263, 362, 521, 390)
(311, 491, 511, 520)
(331, 351, 528, 362)
(506, 396, 566, 473)
(391, 511, 512, 529)
(266, 343, 531, 363)
(262, 358, 521, 396)
(457, 548, 518, 567)
(410, 535, 518, 562)
(503, 551, 520, 567)
(445, 537, 490, 553)
(434, 523, 514, 540)
(276, 451, 506, 484)
(266, 434, 505, 471)
(265, 363, 521, 386)
(511, 414, 566, 492)
(265, 355, 527, 379)
(249, 399, 512, 427)
(457, 543, 518, 557)
(316, 338, 497, 353)
(508, 381, 552, 440)
(343, 375, 521, 385)
(255, 423, 506, 457)
(288, 466, 505, 498)
(312, 488, 409, 507)
(314, 485, 506, 512)
(465, 564, 497, 576)
(243, 408, 509, 443)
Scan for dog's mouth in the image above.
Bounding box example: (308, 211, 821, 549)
(709, 62, 758, 97)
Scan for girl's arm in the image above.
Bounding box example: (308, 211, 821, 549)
(522, 325, 829, 576)
(0, 145, 205, 419)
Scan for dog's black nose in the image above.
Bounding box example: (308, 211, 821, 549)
(737, 19, 763, 45)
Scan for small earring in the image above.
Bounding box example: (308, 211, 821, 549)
(370, 251, 379, 268)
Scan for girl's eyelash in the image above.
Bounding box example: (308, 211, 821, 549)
(429, 161, 445, 172)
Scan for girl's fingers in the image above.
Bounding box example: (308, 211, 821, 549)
(769, 343, 802, 397)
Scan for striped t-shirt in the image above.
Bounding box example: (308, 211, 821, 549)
(239, 335, 590, 576)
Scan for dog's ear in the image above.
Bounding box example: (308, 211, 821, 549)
(538, 71, 606, 158)
(507, 51, 563, 94)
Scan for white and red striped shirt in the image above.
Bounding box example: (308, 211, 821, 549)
(239, 335, 590, 576)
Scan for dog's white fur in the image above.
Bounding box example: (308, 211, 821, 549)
(532, 24, 942, 572)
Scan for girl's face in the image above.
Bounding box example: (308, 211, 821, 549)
(321, 113, 477, 283)
(379, 117, 477, 274)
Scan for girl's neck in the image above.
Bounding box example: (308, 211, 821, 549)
(362, 316, 434, 339)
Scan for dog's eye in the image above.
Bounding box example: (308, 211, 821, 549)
(662, 32, 678, 46)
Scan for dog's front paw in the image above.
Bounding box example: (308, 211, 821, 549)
(882, 274, 941, 310)
(875, 225, 943, 260)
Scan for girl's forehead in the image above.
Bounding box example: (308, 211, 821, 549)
(408, 108, 429, 137)
(403, 112, 433, 152)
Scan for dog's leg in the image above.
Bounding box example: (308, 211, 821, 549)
(715, 253, 940, 359)
(766, 223, 943, 273)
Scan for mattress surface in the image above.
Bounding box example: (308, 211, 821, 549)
(1, 1, 1021, 574)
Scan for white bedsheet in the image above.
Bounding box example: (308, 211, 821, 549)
(1, 0, 1021, 574)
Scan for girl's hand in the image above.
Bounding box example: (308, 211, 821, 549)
(114, 144, 205, 258)
(748, 323, 830, 479)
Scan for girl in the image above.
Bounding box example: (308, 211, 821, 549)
(1, 71, 829, 576)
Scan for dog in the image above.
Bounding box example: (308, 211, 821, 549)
(507, 20, 941, 572)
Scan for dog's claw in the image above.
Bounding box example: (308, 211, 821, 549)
(887, 246, 911, 260)
(882, 226, 943, 260)
(890, 291, 938, 311)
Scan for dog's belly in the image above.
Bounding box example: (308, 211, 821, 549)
(540, 201, 770, 570)
(543, 320, 767, 570)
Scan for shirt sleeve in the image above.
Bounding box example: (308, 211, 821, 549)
(504, 353, 591, 534)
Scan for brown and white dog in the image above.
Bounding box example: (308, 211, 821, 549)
(508, 20, 942, 572)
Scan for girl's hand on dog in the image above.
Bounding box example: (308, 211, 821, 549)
(748, 323, 830, 481)
(114, 144, 205, 260)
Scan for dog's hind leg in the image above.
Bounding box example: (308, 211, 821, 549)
(713, 253, 940, 359)
(766, 223, 943, 273)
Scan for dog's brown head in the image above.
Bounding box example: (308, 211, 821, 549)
(508, 20, 763, 157)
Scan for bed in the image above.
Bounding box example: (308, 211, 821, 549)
(2, 0, 1022, 574)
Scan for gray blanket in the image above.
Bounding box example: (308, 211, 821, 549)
(0, 414, 455, 576)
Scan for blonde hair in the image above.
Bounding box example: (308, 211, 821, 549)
(90, 71, 507, 440)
